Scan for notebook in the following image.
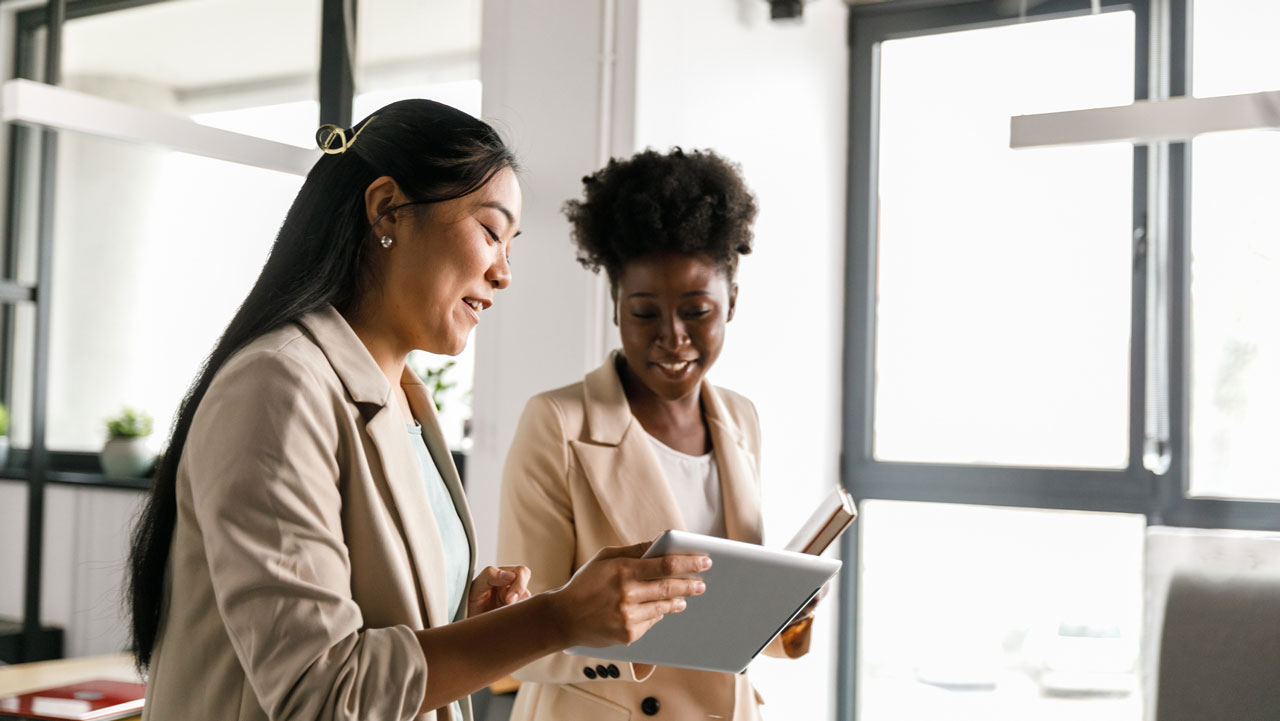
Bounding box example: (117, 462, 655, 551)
(0, 680, 144, 721)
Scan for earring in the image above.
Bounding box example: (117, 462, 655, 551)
(380, 235, 394, 249)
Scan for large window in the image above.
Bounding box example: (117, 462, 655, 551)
(844, 1, 1280, 719)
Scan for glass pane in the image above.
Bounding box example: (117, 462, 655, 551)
(1191, 0, 1280, 98)
(355, 0, 481, 102)
(859, 500, 1145, 721)
(874, 13, 1134, 468)
(38, 131, 303, 451)
(1187, 131, 1280, 500)
(1187, 1, 1280, 500)
(62, 0, 321, 148)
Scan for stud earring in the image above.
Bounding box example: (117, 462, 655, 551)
(380, 235, 394, 249)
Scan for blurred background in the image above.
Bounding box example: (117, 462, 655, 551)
(0, 1, 1277, 720)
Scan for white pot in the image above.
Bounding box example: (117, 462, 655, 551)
(0, 436, 9, 469)
(100, 436, 154, 478)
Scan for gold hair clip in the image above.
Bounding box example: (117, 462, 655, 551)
(316, 115, 377, 155)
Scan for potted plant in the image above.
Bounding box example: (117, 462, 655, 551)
(0, 401, 9, 469)
(100, 406, 155, 478)
(417, 360, 458, 412)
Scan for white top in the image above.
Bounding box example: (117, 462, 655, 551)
(646, 432, 727, 538)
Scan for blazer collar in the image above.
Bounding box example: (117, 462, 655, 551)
(574, 352, 761, 545)
(297, 305, 391, 407)
(298, 306, 475, 627)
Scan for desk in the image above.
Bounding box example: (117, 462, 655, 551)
(0, 654, 142, 720)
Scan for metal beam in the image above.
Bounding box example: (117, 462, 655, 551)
(23, 0, 64, 664)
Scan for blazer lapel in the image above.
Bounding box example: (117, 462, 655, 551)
(297, 307, 451, 629)
(703, 385, 764, 545)
(570, 355, 687, 545)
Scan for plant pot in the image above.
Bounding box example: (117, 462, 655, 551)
(100, 436, 154, 478)
(0, 436, 9, 469)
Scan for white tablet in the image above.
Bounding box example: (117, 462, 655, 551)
(564, 530, 842, 674)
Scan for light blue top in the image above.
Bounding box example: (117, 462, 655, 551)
(407, 423, 470, 622)
(407, 423, 470, 721)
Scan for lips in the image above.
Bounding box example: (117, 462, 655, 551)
(651, 358, 698, 378)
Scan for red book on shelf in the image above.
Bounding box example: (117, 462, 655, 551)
(0, 680, 144, 721)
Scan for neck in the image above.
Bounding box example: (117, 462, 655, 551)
(342, 305, 409, 390)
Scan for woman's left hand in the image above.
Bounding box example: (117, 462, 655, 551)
(794, 580, 832, 623)
(468, 565, 532, 617)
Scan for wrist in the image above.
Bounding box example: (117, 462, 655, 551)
(531, 590, 574, 650)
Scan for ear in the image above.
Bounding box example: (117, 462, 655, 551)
(727, 283, 739, 322)
(364, 176, 403, 233)
(610, 284, 620, 326)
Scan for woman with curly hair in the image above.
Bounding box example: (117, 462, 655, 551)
(498, 148, 815, 721)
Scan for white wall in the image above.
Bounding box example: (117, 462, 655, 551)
(632, 3, 848, 718)
(473, 0, 634, 565)
(477, 1, 848, 718)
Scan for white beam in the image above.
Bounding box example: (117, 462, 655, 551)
(1, 79, 319, 176)
(1011, 90, 1280, 148)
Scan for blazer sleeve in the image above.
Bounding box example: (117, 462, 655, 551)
(185, 350, 427, 721)
(497, 394, 653, 685)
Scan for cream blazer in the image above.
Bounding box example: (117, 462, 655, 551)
(498, 355, 808, 721)
(143, 306, 476, 721)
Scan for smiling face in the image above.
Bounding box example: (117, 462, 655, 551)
(367, 166, 521, 356)
(615, 252, 737, 403)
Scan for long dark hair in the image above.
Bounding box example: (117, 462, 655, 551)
(127, 99, 516, 668)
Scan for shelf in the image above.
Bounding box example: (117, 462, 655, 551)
(45, 470, 150, 491)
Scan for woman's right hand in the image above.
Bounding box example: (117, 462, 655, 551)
(547, 541, 710, 648)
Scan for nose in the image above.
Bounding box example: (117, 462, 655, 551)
(657, 312, 689, 350)
(487, 249, 511, 290)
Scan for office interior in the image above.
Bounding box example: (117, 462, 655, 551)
(0, 0, 1277, 719)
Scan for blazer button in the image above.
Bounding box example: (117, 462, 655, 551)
(595, 664, 609, 678)
(583, 666, 597, 680)
(641, 696, 660, 716)
(607, 664, 621, 678)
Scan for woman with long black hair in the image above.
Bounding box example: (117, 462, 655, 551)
(128, 99, 707, 721)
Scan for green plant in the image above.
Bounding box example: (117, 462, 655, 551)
(416, 360, 457, 412)
(106, 406, 154, 439)
(0, 402, 8, 437)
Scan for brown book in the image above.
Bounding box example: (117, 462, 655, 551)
(784, 487, 857, 555)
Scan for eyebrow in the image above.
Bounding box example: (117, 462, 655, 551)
(626, 290, 713, 299)
(480, 202, 522, 237)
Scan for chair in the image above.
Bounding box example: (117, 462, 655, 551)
(1155, 573, 1280, 721)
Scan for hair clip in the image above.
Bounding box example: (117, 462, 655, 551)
(316, 115, 377, 155)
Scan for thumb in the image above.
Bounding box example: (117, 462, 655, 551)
(594, 540, 652, 561)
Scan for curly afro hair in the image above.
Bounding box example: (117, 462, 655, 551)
(563, 147, 757, 292)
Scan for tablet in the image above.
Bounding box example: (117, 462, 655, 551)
(564, 530, 842, 674)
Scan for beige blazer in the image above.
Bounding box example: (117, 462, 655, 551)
(143, 306, 476, 721)
(498, 354, 808, 721)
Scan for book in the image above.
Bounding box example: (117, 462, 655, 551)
(784, 486, 857, 555)
(0, 680, 144, 721)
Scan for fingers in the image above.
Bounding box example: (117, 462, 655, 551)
(501, 565, 532, 605)
(635, 553, 711, 581)
(627, 576, 706, 604)
(469, 566, 516, 601)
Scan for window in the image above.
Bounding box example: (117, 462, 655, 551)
(1185, 0, 1280, 501)
(844, 1, 1280, 719)
(874, 13, 1135, 469)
